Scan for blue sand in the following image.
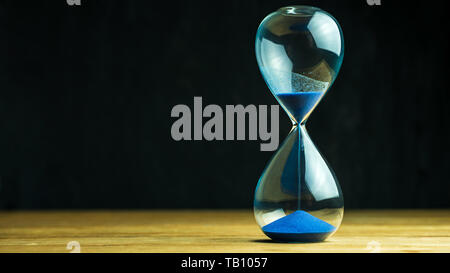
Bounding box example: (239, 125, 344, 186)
(262, 210, 336, 242)
(276, 92, 323, 123)
(280, 129, 299, 195)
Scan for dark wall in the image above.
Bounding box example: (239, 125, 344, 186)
(0, 0, 448, 209)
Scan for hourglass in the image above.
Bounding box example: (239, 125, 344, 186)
(254, 6, 344, 242)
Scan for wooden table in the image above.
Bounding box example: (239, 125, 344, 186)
(0, 210, 449, 253)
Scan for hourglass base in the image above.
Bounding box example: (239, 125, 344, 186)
(263, 231, 333, 243)
(261, 210, 336, 243)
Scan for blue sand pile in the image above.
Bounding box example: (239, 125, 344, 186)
(262, 210, 336, 242)
(276, 92, 323, 123)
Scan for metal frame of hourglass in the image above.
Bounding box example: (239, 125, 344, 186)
(254, 6, 345, 242)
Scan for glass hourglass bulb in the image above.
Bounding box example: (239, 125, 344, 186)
(254, 6, 344, 242)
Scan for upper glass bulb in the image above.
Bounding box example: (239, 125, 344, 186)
(255, 6, 344, 123)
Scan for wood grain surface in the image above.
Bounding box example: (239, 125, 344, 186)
(0, 210, 449, 253)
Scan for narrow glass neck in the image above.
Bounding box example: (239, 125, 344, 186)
(291, 119, 308, 127)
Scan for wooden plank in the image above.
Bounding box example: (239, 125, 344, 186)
(0, 210, 449, 253)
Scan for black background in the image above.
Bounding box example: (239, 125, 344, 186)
(0, 0, 449, 209)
